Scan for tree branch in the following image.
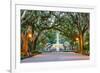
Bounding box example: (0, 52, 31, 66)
(21, 11, 34, 25)
(21, 10, 26, 19)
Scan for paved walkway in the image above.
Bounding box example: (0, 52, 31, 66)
(21, 52, 89, 63)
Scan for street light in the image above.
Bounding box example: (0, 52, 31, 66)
(76, 37, 79, 41)
(75, 37, 79, 52)
(28, 32, 32, 39)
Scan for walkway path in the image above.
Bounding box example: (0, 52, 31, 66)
(21, 52, 89, 63)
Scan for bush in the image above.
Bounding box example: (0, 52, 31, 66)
(31, 50, 42, 55)
(21, 53, 25, 60)
(84, 44, 90, 55)
(21, 50, 42, 60)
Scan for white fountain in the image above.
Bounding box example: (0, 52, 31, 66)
(52, 32, 64, 52)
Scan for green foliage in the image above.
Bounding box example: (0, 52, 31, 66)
(21, 10, 90, 53)
(21, 53, 25, 60)
(84, 31, 90, 51)
(31, 50, 42, 54)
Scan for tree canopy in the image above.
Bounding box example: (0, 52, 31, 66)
(21, 9, 90, 56)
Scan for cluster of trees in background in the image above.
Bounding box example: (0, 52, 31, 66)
(21, 10, 90, 57)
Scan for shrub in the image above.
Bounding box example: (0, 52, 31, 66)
(31, 50, 42, 55)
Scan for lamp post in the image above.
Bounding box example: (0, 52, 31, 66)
(28, 32, 32, 40)
(27, 32, 32, 55)
(28, 33, 32, 38)
(76, 37, 79, 41)
(75, 37, 79, 52)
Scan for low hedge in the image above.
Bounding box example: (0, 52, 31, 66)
(31, 50, 42, 54)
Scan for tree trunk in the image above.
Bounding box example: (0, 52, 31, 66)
(79, 32, 84, 54)
(21, 32, 29, 56)
(32, 32, 41, 50)
(33, 37, 38, 50)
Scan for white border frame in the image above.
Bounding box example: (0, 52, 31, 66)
(11, 2, 96, 73)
